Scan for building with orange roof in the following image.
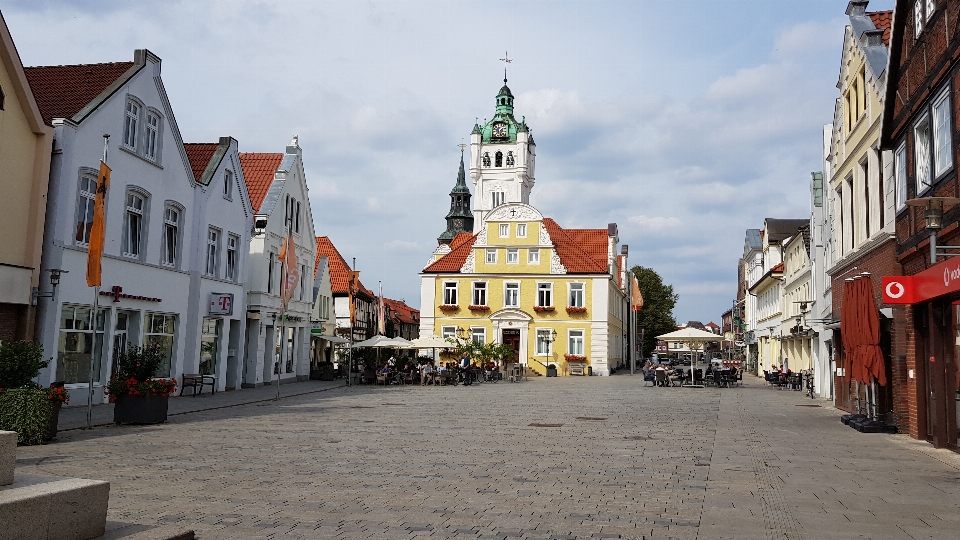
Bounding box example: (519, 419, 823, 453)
(314, 236, 375, 344)
(0, 13, 53, 342)
(239, 137, 317, 387)
(383, 298, 419, 341)
(421, 80, 634, 375)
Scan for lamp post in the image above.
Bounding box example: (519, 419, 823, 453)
(32, 269, 68, 305)
(906, 197, 960, 263)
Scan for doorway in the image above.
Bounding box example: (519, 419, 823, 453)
(502, 329, 520, 366)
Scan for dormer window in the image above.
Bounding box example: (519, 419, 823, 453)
(495, 151, 503, 167)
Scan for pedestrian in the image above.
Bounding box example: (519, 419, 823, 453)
(387, 355, 396, 367)
(421, 361, 434, 385)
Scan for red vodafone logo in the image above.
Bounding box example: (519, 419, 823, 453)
(885, 281, 905, 299)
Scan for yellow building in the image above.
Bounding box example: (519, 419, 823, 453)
(420, 203, 629, 376)
(0, 14, 53, 340)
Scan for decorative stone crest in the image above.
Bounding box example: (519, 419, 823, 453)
(539, 224, 552, 246)
(424, 244, 451, 269)
(550, 250, 567, 274)
(474, 227, 488, 247)
(460, 251, 476, 273)
(486, 203, 542, 222)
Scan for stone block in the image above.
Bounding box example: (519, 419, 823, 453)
(0, 473, 109, 540)
(0, 431, 14, 486)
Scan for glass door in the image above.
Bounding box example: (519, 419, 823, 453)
(112, 312, 128, 375)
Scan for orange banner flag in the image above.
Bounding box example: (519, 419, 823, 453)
(632, 274, 644, 311)
(278, 230, 299, 306)
(86, 161, 111, 287)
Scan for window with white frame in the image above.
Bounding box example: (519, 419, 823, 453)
(536, 328, 551, 355)
(144, 111, 160, 161)
(162, 204, 180, 267)
(568, 329, 584, 356)
(123, 191, 146, 257)
(145, 312, 177, 378)
(507, 248, 519, 264)
(223, 170, 233, 200)
(504, 283, 519, 307)
(123, 99, 140, 150)
(896, 142, 907, 211)
(441, 326, 457, 339)
(933, 90, 952, 176)
(517, 223, 527, 237)
(915, 115, 932, 194)
(295, 201, 301, 234)
(537, 282, 553, 307)
(205, 228, 220, 277)
(486, 248, 497, 264)
(226, 234, 239, 281)
(569, 282, 584, 307)
(75, 174, 97, 245)
(499, 223, 509, 237)
(492, 191, 505, 207)
(528, 248, 540, 264)
(56, 305, 106, 384)
(472, 282, 487, 306)
(267, 251, 276, 294)
(471, 327, 485, 344)
(915, 0, 936, 37)
(300, 264, 307, 300)
(443, 281, 458, 305)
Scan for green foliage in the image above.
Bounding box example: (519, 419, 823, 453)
(445, 338, 515, 366)
(0, 387, 51, 445)
(631, 265, 679, 358)
(0, 340, 48, 389)
(115, 343, 166, 381)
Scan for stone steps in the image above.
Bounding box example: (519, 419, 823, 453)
(1, 430, 191, 540)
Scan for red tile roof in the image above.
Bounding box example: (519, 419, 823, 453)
(542, 219, 608, 273)
(867, 10, 892, 46)
(771, 262, 784, 273)
(24, 62, 135, 125)
(239, 152, 284, 212)
(183, 143, 219, 183)
(384, 298, 419, 325)
(423, 234, 477, 273)
(423, 218, 610, 274)
(315, 236, 372, 298)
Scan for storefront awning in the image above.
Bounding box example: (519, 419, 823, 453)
(311, 333, 350, 344)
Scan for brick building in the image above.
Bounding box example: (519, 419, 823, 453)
(880, 0, 960, 449)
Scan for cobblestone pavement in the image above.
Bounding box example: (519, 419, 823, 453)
(14, 375, 960, 539)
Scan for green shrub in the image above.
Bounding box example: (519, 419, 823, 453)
(0, 387, 51, 445)
(115, 343, 165, 381)
(0, 340, 47, 389)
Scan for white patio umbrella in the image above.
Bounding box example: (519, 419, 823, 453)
(352, 334, 413, 349)
(656, 327, 723, 388)
(409, 335, 454, 364)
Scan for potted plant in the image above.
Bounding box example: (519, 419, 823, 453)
(106, 344, 177, 425)
(546, 363, 558, 377)
(439, 304, 459, 312)
(0, 340, 64, 445)
(468, 305, 490, 312)
(565, 306, 587, 314)
(564, 354, 587, 363)
(533, 306, 555, 313)
(317, 361, 336, 381)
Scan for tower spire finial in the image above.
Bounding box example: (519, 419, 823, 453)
(499, 51, 512, 84)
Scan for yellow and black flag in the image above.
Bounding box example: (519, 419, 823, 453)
(86, 161, 111, 287)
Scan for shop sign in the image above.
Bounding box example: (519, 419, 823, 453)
(209, 293, 234, 315)
(100, 285, 161, 303)
(883, 257, 960, 304)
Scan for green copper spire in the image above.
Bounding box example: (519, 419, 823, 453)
(437, 153, 474, 244)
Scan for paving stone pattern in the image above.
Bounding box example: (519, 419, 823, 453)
(14, 376, 960, 539)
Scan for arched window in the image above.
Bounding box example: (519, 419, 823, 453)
(505, 151, 515, 166)
(123, 188, 150, 259)
(482, 153, 491, 167)
(495, 151, 503, 167)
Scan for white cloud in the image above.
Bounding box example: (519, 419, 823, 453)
(628, 215, 683, 232)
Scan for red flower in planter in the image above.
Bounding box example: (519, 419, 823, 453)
(533, 306, 555, 313)
(439, 304, 459, 311)
(564, 354, 587, 362)
(565, 307, 587, 314)
(468, 305, 490, 311)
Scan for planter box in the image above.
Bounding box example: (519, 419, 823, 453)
(546, 367, 558, 377)
(113, 394, 169, 425)
(44, 402, 62, 441)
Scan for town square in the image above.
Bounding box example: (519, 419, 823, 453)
(5, 0, 960, 538)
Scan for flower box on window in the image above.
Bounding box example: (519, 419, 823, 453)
(468, 305, 490, 312)
(439, 304, 459, 311)
(533, 306, 555, 313)
(564, 354, 587, 363)
(566, 307, 587, 314)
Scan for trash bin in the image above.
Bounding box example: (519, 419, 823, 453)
(546, 365, 558, 377)
(587, 366, 593, 376)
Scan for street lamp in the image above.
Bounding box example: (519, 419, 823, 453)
(32, 269, 68, 305)
(906, 197, 960, 263)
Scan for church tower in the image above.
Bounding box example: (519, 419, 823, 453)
(437, 153, 474, 245)
(469, 78, 536, 232)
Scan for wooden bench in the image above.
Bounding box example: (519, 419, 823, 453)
(569, 363, 585, 376)
(179, 374, 216, 396)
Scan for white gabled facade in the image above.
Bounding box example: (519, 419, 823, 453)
(34, 50, 252, 398)
(240, 139, 317, 387)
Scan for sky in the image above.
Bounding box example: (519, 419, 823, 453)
(2, 0, 892, 324)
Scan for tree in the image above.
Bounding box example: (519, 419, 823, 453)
(631, 265, 678, 358)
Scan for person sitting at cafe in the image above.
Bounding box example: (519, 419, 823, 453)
(655, 364, 667, 386)
(420, 362, 434, 385)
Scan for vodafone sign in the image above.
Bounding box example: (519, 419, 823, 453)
(882, 258, 960, 304)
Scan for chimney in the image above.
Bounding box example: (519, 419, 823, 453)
(862, 28, 884, 47)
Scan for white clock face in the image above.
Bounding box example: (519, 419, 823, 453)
(493, 123, 507, 138)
